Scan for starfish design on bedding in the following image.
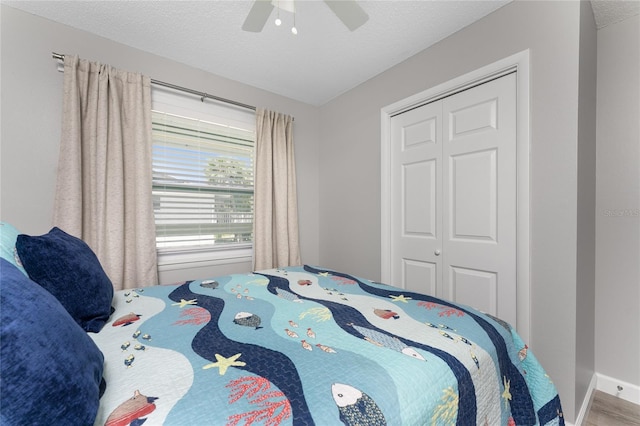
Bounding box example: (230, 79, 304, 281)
(502, 376, 512, 409)
(172, 298, 197, 308)
(203, 353, 246, 375)
(389, 294, 412, 303)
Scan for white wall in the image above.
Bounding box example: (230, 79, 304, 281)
(595, 13, 640, 395)
(318, 1, 595, 422)
(0, 5, 320, 281)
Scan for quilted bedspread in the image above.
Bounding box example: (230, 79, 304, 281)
(91, 265, 563, 426)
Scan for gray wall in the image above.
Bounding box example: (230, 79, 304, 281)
(575, 0, 598, 410)
(595, 13, 640, 390)
(318, 1, 592, 421)
(0, 5, 320, 275)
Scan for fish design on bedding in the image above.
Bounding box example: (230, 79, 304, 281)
(112, 313, 141, 327)
(300, 340, 313, 351)
(200, 279, 219, 289)
(374, 308, 400, 320)
(518, 344, 529, 361)
(124, 354, 135, 368)
(348, 323, 426, 361)
(284, 328, 299, 338)
(332, 383, 386, 426)
(316, 343, 337, 353)
(105, 390, 158, 426)
(232, 312, 263, 329)
(275, 287, 303, 303)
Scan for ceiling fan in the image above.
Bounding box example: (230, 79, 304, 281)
(242, 0, 369, 32)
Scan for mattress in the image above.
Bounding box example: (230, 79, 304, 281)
(91, 265, 563, 425)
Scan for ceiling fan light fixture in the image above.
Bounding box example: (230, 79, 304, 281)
(275, 0, 282, 26)
(243, 0, 368, 33)
(291, 1, 297, 34)
(273, 0, 294, 13)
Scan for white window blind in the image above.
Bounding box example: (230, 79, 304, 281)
(151, 89, 256, 253)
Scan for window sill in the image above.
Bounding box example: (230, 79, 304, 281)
(156, 248, 253, 285)
(157, 247, 253, 270)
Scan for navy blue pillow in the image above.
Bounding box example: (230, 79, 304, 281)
(0, 258, 104, 425)
(16, 227, 114, 332)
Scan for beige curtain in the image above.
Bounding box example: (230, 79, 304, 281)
(253, 108, 301, 270)
(53, 55, 158, 289)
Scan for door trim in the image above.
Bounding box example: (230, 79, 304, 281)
(380, 50, 531, 344)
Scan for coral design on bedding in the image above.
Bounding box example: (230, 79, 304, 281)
(91, 265, 564, 425)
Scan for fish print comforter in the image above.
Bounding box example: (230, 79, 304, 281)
(91, 265, 564, 426)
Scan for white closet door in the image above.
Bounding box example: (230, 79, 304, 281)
(390, 102, 443, 296)
(389, 73, 517, 325)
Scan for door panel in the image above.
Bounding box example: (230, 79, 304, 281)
(450, 148, 497, 242)
(403, 259, 437, 296)
(449, 97, 498, 139)
(403, 160, 436, 236)
(450, 266, 497, 314)
(403, 116, 437, 148)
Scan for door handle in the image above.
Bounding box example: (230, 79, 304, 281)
(434, 249, 441, 256)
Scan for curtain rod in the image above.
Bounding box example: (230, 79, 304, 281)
(52, 52, 257, 112)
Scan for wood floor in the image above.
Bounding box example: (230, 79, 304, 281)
(584, 390, 640, 426)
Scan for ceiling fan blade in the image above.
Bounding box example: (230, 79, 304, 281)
(324, 0, 369, 31)
(242, 0, 275, 32)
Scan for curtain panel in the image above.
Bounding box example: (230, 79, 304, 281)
(53, 55, 158, 289)
(253, 108, 301, 270)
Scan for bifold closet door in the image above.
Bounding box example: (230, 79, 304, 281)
(389, 73, 517, 325)
(390, 101, 443, 297)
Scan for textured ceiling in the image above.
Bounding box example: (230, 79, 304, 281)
(590, 0, 640, 29)
(4, 1, 639, 105)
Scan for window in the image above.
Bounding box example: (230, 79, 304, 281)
(151, 89, 256, 256)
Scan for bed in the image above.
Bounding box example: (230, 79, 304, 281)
(0, 224, 564, 425)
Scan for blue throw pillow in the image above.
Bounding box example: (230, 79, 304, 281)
(0, 258, 105, 425)
(16, 227, 114, 332)
(0, 222, 27, 276)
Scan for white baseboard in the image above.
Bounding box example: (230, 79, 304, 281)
(596, 373, 640, 405)
(575, 373, 597, 426)
(572, 372, 640, 426)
